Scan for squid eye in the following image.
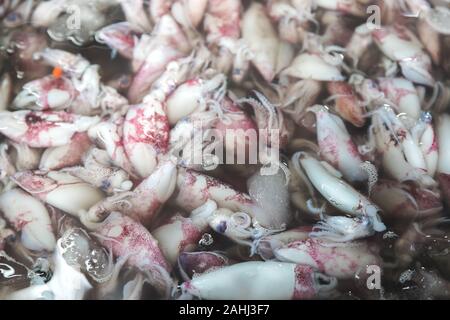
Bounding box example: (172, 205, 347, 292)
(120, 77, 130, 87)
(6, 12, 19, 22)
(216, 221, 227, 233)
(232, 68, 242, 76)
(100, 180, 111, 191)
(420, 111, 432, 123)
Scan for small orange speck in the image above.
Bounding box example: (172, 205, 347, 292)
(52, 67, 63, 78)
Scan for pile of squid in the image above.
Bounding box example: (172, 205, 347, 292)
(1, 0, 450, 300)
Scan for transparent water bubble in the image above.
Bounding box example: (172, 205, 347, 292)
(399, 269, 415, 284)
(383, 231, 398, 240)
(199, 233, 214, 246)
(83, 248, 111, 282)
(61, 229, 89, 267)
(61, 228, 112, 283)
(29, 257, 52, 285)
(420, 111, 433, 123)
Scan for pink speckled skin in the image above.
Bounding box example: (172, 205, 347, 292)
(178, 251, 229, 278)
(128, 15, 190, 104)
(204, 0, 241, 45)
(174, 168, 259, 215)
(16, 75, 77, 110)
(292, 265, 319, 300)
(40, 132, 92, 170)
(280, 238, 381, 280)
(327, 81, 365, 128)
(0, 111, 94, 148)
(96, 22, 137, 60)
(96, 212, 171, 273)
(86, 158, 176, 226)
(123, 100, 170, 177)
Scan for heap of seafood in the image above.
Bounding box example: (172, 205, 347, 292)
(1, 0, 450, 300)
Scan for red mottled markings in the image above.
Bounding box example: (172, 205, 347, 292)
(136, 198, 162, 226)
(379, 83, 416, 106)
(43, 77, 71, 91)
(428, 133, 438, 154)
(183, 281, 193, 291)
(181, 255, 226, 278)
(346, 139, 360, 158)
(329, 246, 358, 275)
(396, 129, 407, 142)
(349, 260, 359, 271)
(224, 192, 253, 205)
(218, 24, 239, 38)
(125, 106, 170, 153)
(185, 170, 198, 187)
(372, 28, 389, 43)
(101, 215, 170, 272)
(310, 51, 322, 58)
(148, 198, 162, 214)
(320, 133, 339, 166)
(153, 0, 172, 17)
(184, 170, 252, 206)
(201, 174, 222, 199)
(54, 111, 75, 122)
(328, 82, 364, 127)
(204, 175, 222, 190)
(292, 265, 316, 300)
(179, 218, 202, 252)
(202, 173, 252, 205)
(113, 134, 124, 154)
(288, 239, 366, 278)
(14, 219, 29, 230)
(216, 99, 257, 137)
(178, 171, 204, 208)
(129, 57, 175, 104)
(13, 212, 32, 231)
(337, 1, 352, 12)
(14, 173, 50, 194)
(186, 78, 200, 86)
(329, 82, 353, 96)
(393, 24, 412, 42)
(221, 98, 240, 113)
(201, 256, 225, 271)
(288, 239, 326, 271)
(207, 0, 240, 40)
(120, 223, 132, 238)
(35, 77, 76, 109)
(25, 112, 44, 125)
(23, 112, 68, 145)
(112, 29, 135, 49)
(392, 88, 416, 104)
(52, 132, 91, 169)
